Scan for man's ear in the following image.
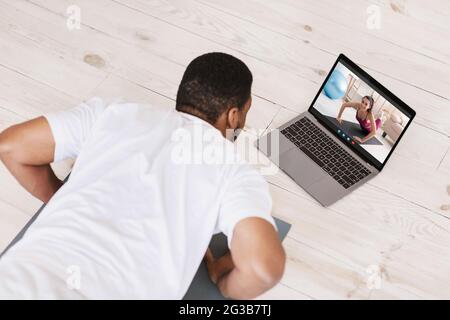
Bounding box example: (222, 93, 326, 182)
(226, 107, 240, 129)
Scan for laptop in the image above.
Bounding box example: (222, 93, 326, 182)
(256, 54, 416, 206)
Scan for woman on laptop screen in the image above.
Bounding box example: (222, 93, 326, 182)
(336, 96, 382, 144)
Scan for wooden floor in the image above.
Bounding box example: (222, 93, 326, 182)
(0, 0, 449, 299)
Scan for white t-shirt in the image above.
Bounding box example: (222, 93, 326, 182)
(0, 97, 275, 299)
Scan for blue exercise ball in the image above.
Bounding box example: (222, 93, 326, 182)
(323, 70, 347, 100)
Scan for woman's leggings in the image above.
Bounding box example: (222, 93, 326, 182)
(362, 118, 382, 134)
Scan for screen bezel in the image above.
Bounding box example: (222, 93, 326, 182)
(308, 54, 416, 171)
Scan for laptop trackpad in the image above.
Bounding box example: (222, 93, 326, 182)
(280, 147, 326, 187)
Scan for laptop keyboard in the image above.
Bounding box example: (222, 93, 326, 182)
(281, 117, 371, 189)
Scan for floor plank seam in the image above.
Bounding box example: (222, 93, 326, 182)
(111, 0, 322, 84)
(437, 145, 450, 170)
(21, 0, 450, 138)
(25, 0, 187, 70)
(368, 183, 450, 222)
(0, 62, 80, 102)
(0, 195, 33, 219)
(0, 105, 27, 120)
(267, 181, 374, 228)
(269, 178, 450, 235)
(85, 72, 113, 100)
(287, 234, 364, 272)
(262, 106, 282, 133)
(278, 282, 316, 300)
(114, 74, 176, 102)
(195, 0, 299, 41)
(193, 0, 450, 100)
(414, 121, 450, 139)
(287, 235, 383, 299)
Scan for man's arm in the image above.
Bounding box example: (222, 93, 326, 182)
(205, 217, 286, 299)
(0, 117, 62, 203)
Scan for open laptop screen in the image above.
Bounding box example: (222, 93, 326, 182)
(309, 54, 416, 171)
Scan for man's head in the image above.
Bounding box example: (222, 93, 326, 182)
(176, 52, 253, 139)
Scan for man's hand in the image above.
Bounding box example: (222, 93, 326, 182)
(0, 117, 62, 203)
(211, 218, 285, 300)
(204, 248, 235, 285)
(204, 248, 220, 284)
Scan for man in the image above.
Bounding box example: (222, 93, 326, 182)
(0, 52, 285, 299)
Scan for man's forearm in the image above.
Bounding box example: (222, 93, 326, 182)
(215, 220, 286, 300)
(0, 117, 62, 203)
(207, 251, 267, 299)
(209, 252, 235, 283)
(0, 155, 62, 203)
(217, 265, 273, 300)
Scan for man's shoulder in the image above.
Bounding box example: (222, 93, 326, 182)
(93, 98, 173, 121)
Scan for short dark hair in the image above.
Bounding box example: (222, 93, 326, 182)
(176, 52, 253, 123)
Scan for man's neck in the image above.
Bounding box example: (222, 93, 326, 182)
(177, 106, 226, 137)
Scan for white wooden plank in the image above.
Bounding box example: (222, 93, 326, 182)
(198, 0, 450, 96)
(270, 184, 450, 299)
(255, 282, 312, 300)
(0, 200, 31, 252)
(2, 0, 280, 132)
(22, 0, 323, 123)
(111, 0, 450, 136)
(0, 25, 106, 99)
(281, 236, 422, 299)
(0, 65, 79, 119)
(19, 0, 449, 141)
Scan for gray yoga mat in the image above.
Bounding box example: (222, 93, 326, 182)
(0, 176, 291, 300)
(183, 217, 291, 300)
(325, 116, 383, 145)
